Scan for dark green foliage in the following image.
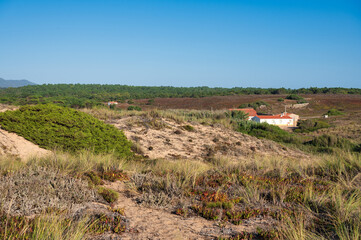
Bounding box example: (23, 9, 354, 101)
(238, 101, 268, 109)
(286, 94, 308, 103)
(326, 108, 344, 116)
(0, 84, 359, 107)
(306, 134, 358, 152)
(85, 171, 104, 186)
(277, 98, 284, 102)
(0, 104, 132, 157)
(182, 125, 195, 132)
(98, 187, 119, 203)
(237, 121, 301, 144)
(146, 99, 155, 105)
(226, 110, 249, 120)
(127, 105, 142, 111)
(286, 94, 303, 100)
(295, 119, 330, 132)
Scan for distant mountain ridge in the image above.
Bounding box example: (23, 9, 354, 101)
(0, 78, 36, 88)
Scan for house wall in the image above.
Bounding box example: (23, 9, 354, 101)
(252, 117, 293, 126)
(261, 118, 293, 126)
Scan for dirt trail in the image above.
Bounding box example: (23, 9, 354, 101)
(103, 181, 272, 240)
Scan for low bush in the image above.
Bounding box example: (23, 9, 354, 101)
(98, 187, 119, 203)
(295, 119, 330, 132)
(238, 101, 268, 109)
(226, 110, 249, 120)
(306, 134, 358, 152)
(237, 120, 301, 145)
(182, 125, 195, 132)
(127, 105, 142, 111)
(0, 104, 133, 157)
(286, 94, 303, 101)
(326, 108, 344, 116)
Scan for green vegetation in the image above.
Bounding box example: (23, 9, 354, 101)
(132, 151, 361, 240)
(1, 107, 360, 239)
(236, 120, 360, 153)
(182, 124, 195, 132)
(98, 187, 119, 203)
(295, 119, 330, 132)
(0, 104, 132, 157)
(238, 101, 269, 109)
(277, 98, 284, 102)
(226, 110, 249, 120)
(306, 134, 360, 153)
(0, 84, 359, 107)
(286, 94, 303, 101)
(127, 105, 142, 111)
(326, 108, 344, 116)
(237, 121, 301, 144)
(286, 94, 308, 103)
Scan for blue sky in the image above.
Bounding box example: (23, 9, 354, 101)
(0, 0, 360, 88)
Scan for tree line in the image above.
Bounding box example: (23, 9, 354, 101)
(0, 84, 359, 108)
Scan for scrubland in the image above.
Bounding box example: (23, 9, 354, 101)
(0, 106, 360, 239)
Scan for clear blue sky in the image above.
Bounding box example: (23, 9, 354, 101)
(0, 0, 360, 88)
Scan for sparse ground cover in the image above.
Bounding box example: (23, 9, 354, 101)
(1, 148, 360, 239)
(0, 103, 361, 239)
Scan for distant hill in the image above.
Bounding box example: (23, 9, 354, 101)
(0, 78, 36, 88)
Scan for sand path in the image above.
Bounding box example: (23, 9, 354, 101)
(103, 181, 272, 240)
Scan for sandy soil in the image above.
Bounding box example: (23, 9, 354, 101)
(0, 128, 51, 160)
(99, 181, 275, 240)
(111, 116, 307, 161)
(0, 104, 50, 159)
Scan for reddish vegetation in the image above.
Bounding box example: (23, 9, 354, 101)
(127, 94, 361, 115)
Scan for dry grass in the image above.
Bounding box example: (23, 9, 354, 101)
(1, 149, 360, 239)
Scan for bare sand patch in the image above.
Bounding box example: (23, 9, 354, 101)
(111, 116, 307, 161)
(0, 128, 51, 160)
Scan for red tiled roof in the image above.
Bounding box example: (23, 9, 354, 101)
(255, 114, 292, 119)
(228, 108, 257, 116)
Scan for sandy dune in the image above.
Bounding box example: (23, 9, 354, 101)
(0, 128, 51, 160)
(111, 116, 307, 161)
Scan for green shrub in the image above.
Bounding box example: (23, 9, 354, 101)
(226, 110, 249, 120)
(238, 101, 268, 109)
(98, 187, 119, 203)
(306, 134, 357, 152)
(295, 119, 330, 132)
(237, 120, 301, 145)
(286, 94, 303, 101)
(127, 105, 142, 111)
(182, 125, 195, 132)
(326, 109, 344, 116)
(277, 98, 284, 102)
(0, 104, 132, 157)
(84, 171, 104, 186)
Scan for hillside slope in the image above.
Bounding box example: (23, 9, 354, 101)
(111, 115, 307, 160)
(0, 78, 36, 88)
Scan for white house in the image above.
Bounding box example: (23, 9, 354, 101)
(282, 112, 299, 127)
(107, 101, 118, 106)
(252, 114, 294, 127)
